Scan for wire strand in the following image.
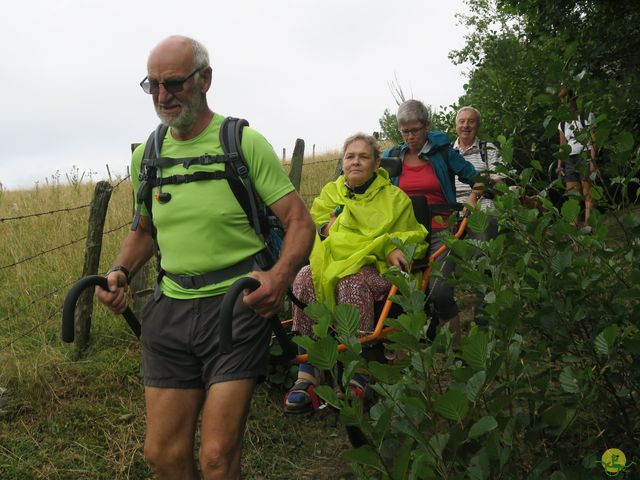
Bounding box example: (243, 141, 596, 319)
(0, 204, 90, 223)
(0, 222, 129, 271)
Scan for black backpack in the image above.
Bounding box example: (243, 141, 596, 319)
(132, 117, 284, 293)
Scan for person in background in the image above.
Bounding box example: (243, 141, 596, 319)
(95, 35, 315, 479)
(385, 99, 483, 345)
(454, 106, 504, 241)
(557, 87, 598, 228)
(284, 133, 428, 414)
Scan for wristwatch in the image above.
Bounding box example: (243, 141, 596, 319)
(105, 265, 131, 283)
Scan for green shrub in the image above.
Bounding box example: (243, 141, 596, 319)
(299, 152, 640, 479)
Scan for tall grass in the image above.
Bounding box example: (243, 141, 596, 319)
(283, 150, 341, 207)
(0, 160, 351, 479)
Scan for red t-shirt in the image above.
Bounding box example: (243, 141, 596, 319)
(398, 162, 449, 229)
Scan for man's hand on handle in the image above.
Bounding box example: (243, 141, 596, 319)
(95, 271, 129, 314)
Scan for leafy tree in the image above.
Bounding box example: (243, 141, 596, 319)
(447, 0, 640, 202)
(378, 108, 403, 146)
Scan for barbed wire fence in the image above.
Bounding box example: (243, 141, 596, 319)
(0, 149, 339, 353)
(0, 174, 131, 353)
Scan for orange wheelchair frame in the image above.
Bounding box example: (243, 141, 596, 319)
(61, 207, 468, 364)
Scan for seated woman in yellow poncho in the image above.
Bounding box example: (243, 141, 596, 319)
(284, 133, 428, 414)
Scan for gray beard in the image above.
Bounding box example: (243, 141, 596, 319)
(155, 94, 203, 132)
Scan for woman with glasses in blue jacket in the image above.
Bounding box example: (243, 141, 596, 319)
(384, 99, 482, 345)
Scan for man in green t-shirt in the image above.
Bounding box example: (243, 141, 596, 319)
(96, 35, 314, 480)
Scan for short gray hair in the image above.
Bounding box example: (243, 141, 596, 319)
(455, 106, 481, 127)
(190, 38, 210, 70)
(397, 99, 431, 128)
(342, 133, 380, 161)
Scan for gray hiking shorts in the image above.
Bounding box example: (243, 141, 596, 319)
(563, 154, 588, 182)
(140, 293, 271, 389)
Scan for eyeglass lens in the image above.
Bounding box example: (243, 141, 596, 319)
(140, 68, 200, 95)
(400, 127, 424, 136)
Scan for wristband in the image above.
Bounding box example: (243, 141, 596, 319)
(106, 265, 131, 283)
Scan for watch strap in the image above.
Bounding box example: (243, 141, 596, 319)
(106, 265, 131, 283)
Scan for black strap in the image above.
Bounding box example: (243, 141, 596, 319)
(151, 170, 229, 187)
(163, 255, 257, 290)
(561, 116, 584, 136)
(221, 117, 265, 238)
(132, 124, 168, 231)
(479, 140, 488, 167)
(144, 154, 227, 169)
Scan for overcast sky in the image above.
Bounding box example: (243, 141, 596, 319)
(0, 0, 470, 190)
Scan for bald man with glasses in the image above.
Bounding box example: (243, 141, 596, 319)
(96, 35, 314, 480)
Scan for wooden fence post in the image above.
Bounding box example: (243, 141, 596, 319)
(289, 139, 305, 191)
(334, 157, 343, 179)
(282, 148, 286, 163)
(75, 181, 112, 352)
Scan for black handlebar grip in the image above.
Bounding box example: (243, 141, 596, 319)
(219, 277, 261, 354)
(62, 275, 141, 343)
(219, 277, 297, 359)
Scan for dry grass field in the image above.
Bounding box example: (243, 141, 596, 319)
(0, 156, 360, 480)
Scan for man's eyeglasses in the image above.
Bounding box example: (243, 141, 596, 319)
(139, 67, 202, 95)
(399, 126, 425, 137)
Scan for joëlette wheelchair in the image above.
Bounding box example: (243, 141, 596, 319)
(62, 153, 467, 361)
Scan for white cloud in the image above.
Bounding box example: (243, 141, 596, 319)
(0, 0, 469, 189)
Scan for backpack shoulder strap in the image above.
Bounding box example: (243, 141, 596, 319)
(132, 123, 168, 231)
(479, 140, 488, 167)
(219, 117, 265, 236)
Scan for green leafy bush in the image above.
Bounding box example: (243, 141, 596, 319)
(299, 169, 639, 479)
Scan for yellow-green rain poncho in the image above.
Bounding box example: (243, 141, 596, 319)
(309, 168, 429, 307)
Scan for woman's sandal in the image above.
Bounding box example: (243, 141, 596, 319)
(283, 379, 321, 414)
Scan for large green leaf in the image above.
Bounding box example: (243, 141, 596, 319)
(561, 199, 580, 223)
(340, 400, 364, 426)
(334, 303, 360, 338)
(409, 452, 438, 479)
(468, 416, 498, 439)
(305, 302, 333, 337)
(368, 361, 403, 384)
(434, 389, 469, 422)
(390, 311, 426, 337)
(304, 336, 338, 370)
(615, 130, 635, 152)
(549, 472, 567, 480)
(551, 251, 573, 276)
(370, 404, 394, 444)
(462, 330, 489, 371)
(559, 366, 579, 394)
(466, 371, 487, 402)
(428, 432, 449, 459)
(314, 385, 340, 408)
(595, 325, 618, 356)
(392, 437, 414, 480)
(542, 405, 575, 433)
(467, 448, 490, 480)
(342, 445, 383, 470)
(469, 209, 489, 234)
